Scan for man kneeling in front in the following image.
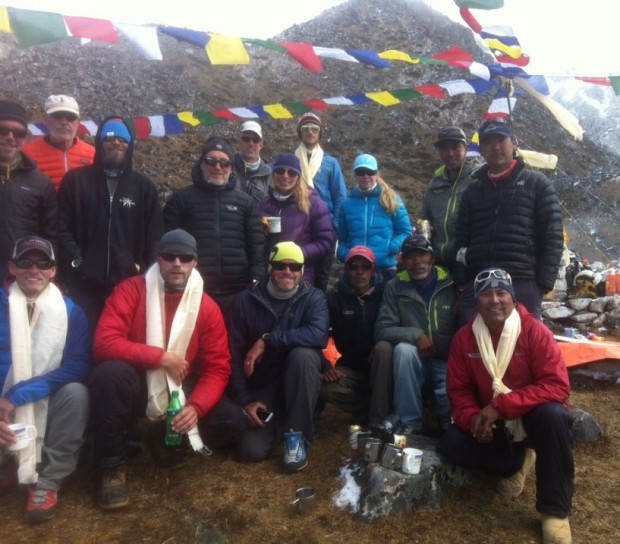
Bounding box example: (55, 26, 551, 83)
(438, 268, 574, 544)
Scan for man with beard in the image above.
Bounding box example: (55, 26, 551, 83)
(374, 235, 457, 436)
(23, 95, 95, 190)
(57, 117, 163, 329)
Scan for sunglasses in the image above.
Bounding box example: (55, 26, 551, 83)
(241, 135, 261, 144)
(273, 168, 299, 177)
(270, 261, 303, 272)
(14, 258, 54, 270)
(203, 156, 232, 168)
(300, 125, 320, 133)
(102, 135, 129, 144)
(160, 253, 196, 263)
(354, 168, 377, 177)
(346, 261, 373, 272)
(474, 268, 510, 287)
(50, 112, 79, 122)
(0, 125, 28, 139)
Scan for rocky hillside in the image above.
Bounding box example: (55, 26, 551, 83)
(1, 0, 619, 260)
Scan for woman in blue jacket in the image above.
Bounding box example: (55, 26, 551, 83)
(337, 154, 412, 280)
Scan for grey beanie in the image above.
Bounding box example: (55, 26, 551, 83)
(159, 229, 197, 255)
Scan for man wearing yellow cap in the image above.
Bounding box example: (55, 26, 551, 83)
(225, 241, 329, 472)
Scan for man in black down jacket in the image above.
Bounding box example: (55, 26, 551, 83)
(57, 116, 163, 329)
(454, 118, 563, 323)
(163, 136, 265, 318)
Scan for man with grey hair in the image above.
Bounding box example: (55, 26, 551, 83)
(23, 95, 95, 191)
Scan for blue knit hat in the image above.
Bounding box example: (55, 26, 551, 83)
(99, 120, 132, 143)
(272, 153, 302, 176)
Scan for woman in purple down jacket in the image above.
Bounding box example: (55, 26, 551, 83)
(257, 153, 335, 286)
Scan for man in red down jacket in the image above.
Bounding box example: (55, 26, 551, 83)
(437, 268, 573, 544)
(89, 229, 246, 511)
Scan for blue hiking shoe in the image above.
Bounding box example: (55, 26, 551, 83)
(283, 430, 308, 473)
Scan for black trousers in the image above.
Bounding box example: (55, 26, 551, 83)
(437, 402, 574, 518)
(90, 359, 247, 468)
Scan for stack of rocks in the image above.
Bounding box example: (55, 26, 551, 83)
(542, 295, 620, 337)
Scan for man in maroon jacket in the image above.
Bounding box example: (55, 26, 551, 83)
(438, 268, 573, 544)
(89, 229, 246, 510)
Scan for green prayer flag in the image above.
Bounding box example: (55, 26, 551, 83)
(454, 0, 504, 9)
(194, 112, 223, 126)
(390, 88, 423, 101)
(280, 101, 312, 115)
(8, 7, 68, 47)
(609, 77, 620, 96)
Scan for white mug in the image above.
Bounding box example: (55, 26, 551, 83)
(401, 447, 423, 475)
(7, 423, 37, 452)
(267, 217, 281, 233)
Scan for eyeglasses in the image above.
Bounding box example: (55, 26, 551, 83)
(203, 156, 232, 168)
(270, 261, 303, 272)
(346, 261, 373, 271)
(300, 125, 320, 133)
(354, 168, 377, 177)
(14, 258, 54, 270)
(0, 125, 28, 139)
(273, 168, 299, 177)
(102, 135, 129, 144)
(160, 253, 196, 263)
(474, 268, 510, 289)
(241, 135, 261, 144)
(50, 112, 79, 122)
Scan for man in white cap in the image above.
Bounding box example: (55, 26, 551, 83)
(233, 121, 271, 203)
(0, 235, 90, 524)
(23, 95, 95, 191)
(438, 267, 573, 544)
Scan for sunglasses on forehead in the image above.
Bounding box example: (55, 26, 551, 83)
(241, 135, 261, 143)
(14, 258, 55, 270)
(474, 268, 510, 287)
(0, 125, 28, 139)
(203, 156, 232, 168)
(270, 261, 303, 272)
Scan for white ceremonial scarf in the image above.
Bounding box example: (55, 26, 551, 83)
(5, 282, 67, 484)
(472, 308, 527, 442)
(144, 264, 211, 455)
(295, 143, 323, 188)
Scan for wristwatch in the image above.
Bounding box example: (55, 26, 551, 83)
(261, 333, 272, 344)
(71, 257, 83, 268)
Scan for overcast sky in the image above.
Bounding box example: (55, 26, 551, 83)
(4, 0, 619, 76)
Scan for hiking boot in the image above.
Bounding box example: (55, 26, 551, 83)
(0, 454, 17, 496)
(99, 464, 129, 510)
(283, 430, 308, 473)
(144, 421, 192, 469)
(25, 486, 58, 524)
(542, 515, 572, 544)
(436, 415, 453, 434)
(497, 448, 536, 497)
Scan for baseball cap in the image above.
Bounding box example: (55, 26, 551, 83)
(353, 154, 378, 172)
(45, 95, 80, 116)
(345, 245, 376, 265)
(12, 235, 55, 261)
(240, 121, 262, 139)
(434, 126, 467, 147)
(478, 118, 513, 142)
(401, 235, 433, 257)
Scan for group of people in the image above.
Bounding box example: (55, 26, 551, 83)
(0, 94, 572, 544)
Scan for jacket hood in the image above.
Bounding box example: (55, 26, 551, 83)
(93, 115, 134, 178)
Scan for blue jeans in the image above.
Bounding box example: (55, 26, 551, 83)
(392, 343, 450, 430)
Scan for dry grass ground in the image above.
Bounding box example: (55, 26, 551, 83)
(1, 379, 618, 544)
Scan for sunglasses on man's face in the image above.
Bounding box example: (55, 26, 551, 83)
(300, 125, 320, 133)
(270, 261, 303, 272)
(50, 112, 79, 122)
(273, 168, 299, 178)
(346, 260, 373, 272)
(159, 253, 196, 263)
(102, 135, 129, 144)
(0, 125, 28, 139)
(241, 135, 261, 144)
(203, 156, 232, 168)
(14, 258, 54, 270)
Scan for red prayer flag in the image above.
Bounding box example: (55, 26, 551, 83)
(64, 16, 120, 43)
(433, 46, 473, 68)
(459, 8, 482, 34)
(278, 42, 324, 73)
(302, 100, 333, 111)
(576, 77, 612, 86)
(415, 85, 446, 98)
(133, 117, 151, 140)
(211, 109, 241, 121)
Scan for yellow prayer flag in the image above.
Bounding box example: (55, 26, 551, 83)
(205, 34, 250, 65)
(519, 149, 558, 170)
(177, 112, 200, 126)
(0, 7, 12, 33)
(483, 38, 521, 59)
(379, 50, 419, 64)
(263, 104, 294, 119)
(366, 91, 401, 107)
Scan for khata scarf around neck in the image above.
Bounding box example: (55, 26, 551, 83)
(295, 143, 323, 187)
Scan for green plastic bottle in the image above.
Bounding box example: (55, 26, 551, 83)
(165, 390, 183, 447)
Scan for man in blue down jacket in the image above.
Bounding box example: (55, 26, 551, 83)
(454, 118, 563, 323)
(57, 116, 163, 329)
(225, 242, 329, 473)
(163, 136, 265, 318)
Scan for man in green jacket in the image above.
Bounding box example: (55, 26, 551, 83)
(374, 235, 457, 435)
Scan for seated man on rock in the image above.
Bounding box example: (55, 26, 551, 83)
(90, 229, 245, 510)
(0, 236, 90, 524)
(226, 242, 329, 472)
(438, 268, 574, 544)
(321, 245, 393, 426)
(374, 235, 456, 436)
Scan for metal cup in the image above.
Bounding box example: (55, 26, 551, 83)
(356, 431, 372, 458)
(363, 437, 383, 463)
(290, 487, 316, 515)
(380, 443, 404, 471)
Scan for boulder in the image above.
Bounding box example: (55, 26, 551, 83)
(567, 298, 592, 311)
(570, 312, 598, 324)
(542, 306, 575, 320)
(604, 306, 620, 329)
(569, 408, 603, 443)
(588, 297, 608, 314)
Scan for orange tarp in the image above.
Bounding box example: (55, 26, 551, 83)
(555, 336, 620, 367)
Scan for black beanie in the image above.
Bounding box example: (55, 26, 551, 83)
(201, 136, 234, 161)
(0, 100, 28, 128)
